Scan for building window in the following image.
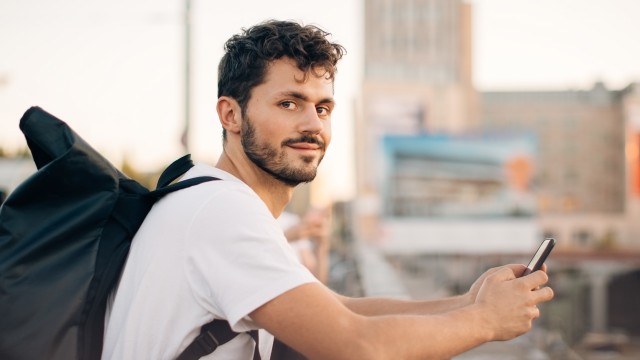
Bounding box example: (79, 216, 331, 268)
(573, 229, 592, 247)
(562, 195, 579, 212)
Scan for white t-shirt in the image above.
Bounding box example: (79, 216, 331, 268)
(102, 164, 318, 360)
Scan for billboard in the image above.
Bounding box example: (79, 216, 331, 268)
(381, 133, 537, 219)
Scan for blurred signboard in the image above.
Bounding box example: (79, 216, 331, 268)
(376, 133, 539, 254)
(381, 133, 537, 218)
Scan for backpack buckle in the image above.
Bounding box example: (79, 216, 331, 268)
(195, 331, 221, 353)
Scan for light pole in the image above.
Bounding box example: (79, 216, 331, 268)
(181, 0, 192, 152)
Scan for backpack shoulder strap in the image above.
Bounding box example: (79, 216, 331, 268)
(175, 320, 261, 360)
(156, 154, 197, 188)
(148, 154, 219, 199)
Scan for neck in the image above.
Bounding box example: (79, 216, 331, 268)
(216, 148, 294, 218)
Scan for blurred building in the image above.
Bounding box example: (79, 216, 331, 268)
(622, 83, 640, 247)
(356, 0, 477, 198)
(352, 0, 640, 353)
(355, 0, 640, 253)
(355, 0, 537, 254)
(480, 82, 640, 249)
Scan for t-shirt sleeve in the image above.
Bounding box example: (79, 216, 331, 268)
(184, 186, 318, 331)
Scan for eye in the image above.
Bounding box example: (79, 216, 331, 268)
(279, 101, 298, 110)
(316, 106, 331, 117)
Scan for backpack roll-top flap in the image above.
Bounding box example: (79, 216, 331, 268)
(0, 107, 125, 360)
(19, 106, 82, 170)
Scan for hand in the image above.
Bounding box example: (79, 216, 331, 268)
(464, 262, 550, 305)
(283, 222, 308, 243)
(283, 208, 330, 245)
(463, 264, 523, 305)
(301, 208, 330, 248)
(474, 267, 554, 341)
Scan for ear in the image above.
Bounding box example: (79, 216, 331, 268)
(217, 96, 242, 135)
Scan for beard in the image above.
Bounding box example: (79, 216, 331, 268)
(241, 114, 325, 187)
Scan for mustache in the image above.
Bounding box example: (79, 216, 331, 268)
(282, 135, 325, 149)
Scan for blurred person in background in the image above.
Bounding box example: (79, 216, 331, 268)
(279, 207, 331, 284)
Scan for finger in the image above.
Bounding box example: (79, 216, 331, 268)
(503, 263, 527, 276)
(531, 286, 554, 303)
(519, 269, 549, 289)
(522, 270, 549, 286)
(527, 305, 541, 320)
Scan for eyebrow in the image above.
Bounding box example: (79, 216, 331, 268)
(277, 91, 335, 106)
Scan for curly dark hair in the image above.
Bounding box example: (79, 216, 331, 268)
(218, 19, 346, 140)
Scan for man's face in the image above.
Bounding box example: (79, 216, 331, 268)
(240, 58, 334, 187)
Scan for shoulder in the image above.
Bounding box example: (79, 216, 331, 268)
(148, 163, 276, 243)
(176, 164, 268, 213)
(174, 164, 278, 237)
(183, 164, 255, 193)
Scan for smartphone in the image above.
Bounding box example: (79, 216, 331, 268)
(522, 238, 556, 276)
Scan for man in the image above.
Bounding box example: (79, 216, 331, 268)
(102, 20, 554, 359)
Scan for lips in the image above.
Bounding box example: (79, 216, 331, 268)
(288, 142, 321, 150)
(283, 135, 325, 152)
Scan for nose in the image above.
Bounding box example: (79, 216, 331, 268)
(298, 106, 324, 134)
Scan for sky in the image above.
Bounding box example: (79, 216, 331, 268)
(1, 0, 639, 201)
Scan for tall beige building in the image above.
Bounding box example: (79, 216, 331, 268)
(357, 0, 477, 200)
(364, 0, 472, 86)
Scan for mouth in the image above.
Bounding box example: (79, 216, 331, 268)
(283, 136, 325, 155)
(287, 142, 321, 151)
(286, 143, 323, 159)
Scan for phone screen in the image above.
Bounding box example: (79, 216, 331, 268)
(523, 238, 555, 276)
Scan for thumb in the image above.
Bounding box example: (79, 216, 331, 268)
(504, 263, 528, 278)
(487, 267, 518, 283)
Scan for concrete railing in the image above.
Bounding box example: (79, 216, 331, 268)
(354, 240, 411, 299)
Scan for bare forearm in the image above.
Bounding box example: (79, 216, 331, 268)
(285, 306, 493, 360)
(332, 305, 492, 360)
(254, 270, 553, 359)
(337, 293, 471, 317)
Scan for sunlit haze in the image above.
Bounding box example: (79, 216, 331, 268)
(1, 0, 639, 201)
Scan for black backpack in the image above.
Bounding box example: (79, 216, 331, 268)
(0, 107, 257, 360)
